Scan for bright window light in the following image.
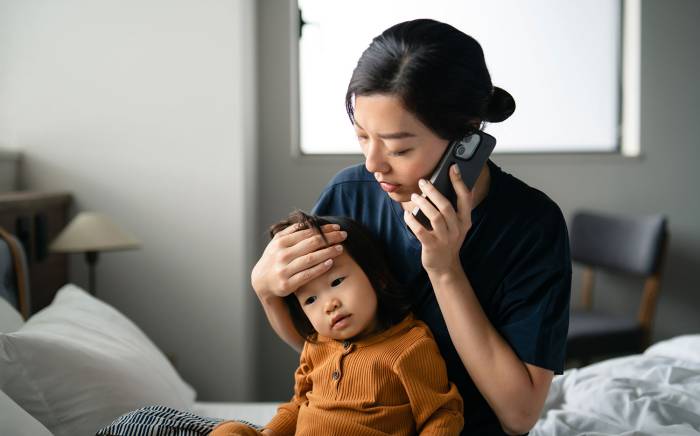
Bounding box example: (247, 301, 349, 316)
(298, 0, 634, 155)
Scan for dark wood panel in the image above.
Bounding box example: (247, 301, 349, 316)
(0, 191, 72, 314)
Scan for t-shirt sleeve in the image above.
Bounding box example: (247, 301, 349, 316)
(496, 205, 572, 374)
(310, 185, 335, 216)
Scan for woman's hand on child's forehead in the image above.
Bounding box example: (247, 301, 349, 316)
(295, 223, 341, 239)
(278, 224, 344, 247)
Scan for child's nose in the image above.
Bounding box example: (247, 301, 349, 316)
(325, 297, 341, 313)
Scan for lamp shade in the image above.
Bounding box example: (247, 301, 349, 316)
(50, 212, 141, 253)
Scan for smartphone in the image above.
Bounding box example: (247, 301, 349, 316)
(412, 130, 496, 229)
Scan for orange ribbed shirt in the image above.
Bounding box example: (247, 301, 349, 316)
(265, 315, 463, 435)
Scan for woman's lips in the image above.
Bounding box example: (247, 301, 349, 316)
(379, 182, 400, 193)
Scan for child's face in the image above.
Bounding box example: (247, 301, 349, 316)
(295, 251, 378, 341)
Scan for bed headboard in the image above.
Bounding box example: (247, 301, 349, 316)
(0, 226, 31, 320)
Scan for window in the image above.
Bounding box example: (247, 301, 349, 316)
(297, 0, 640, 155)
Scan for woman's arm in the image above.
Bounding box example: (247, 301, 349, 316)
(428, 268, 553, 435)
(405, 165, 553, 434)
(255, 290, 304, 352)
(251, 222, 347, 351)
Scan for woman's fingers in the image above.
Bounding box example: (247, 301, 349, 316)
(412, 180, 449, 234)
(256, 223, 347, 296)
(272, 224, 347, 292)
(451, 164, 474, 224)
(286, 243, 344, 277)
(284, 228, 347, 261)
(276, 223, 339, 247)
(284, 256, 336, 292)
(403, 208, 428, 240)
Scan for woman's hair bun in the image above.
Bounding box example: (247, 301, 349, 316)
(484, 86, 516, 123)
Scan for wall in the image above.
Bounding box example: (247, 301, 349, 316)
(0, 0, 257, 401)
(255, 0, 700, 400)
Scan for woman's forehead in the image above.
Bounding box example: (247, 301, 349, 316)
(354, 94, 425, 133)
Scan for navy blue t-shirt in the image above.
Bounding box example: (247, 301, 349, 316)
(311, 159, 571, 435)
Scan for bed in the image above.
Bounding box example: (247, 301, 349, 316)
(1, 235, 699, 435)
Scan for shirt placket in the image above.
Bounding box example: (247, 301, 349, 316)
(331, 340, 355, 397)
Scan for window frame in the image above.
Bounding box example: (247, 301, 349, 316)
(287, 0, 642, 160)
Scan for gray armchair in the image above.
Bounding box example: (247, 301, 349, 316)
(566, 210, 669, 364)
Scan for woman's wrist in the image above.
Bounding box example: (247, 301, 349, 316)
(425, 261, 464, 285)
(251, 276, 275, 303)
(255, 285, 279, 305)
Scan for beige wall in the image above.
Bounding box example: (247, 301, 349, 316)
(0, 0, 258, 401)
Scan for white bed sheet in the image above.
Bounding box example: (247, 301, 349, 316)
(191, 336, 700, 435)
(532, 334, 700, 436)
(192, 401, 279, 426)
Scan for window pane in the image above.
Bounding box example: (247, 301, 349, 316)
(298, 0, 621, 154)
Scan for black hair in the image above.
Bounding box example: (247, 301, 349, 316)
(269, 210, 413, 340)
(346, 18, 516, 140)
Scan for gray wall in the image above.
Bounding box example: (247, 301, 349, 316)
(255, 0, 700, 401)
(0, 0, 258, 401)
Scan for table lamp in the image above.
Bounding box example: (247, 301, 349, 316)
(50, 212, 141, 295)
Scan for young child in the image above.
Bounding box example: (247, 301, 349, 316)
(211, 211, 463, 436)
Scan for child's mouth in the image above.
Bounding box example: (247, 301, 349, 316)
(331, 314, 351, 329)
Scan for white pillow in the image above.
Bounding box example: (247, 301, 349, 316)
(0, 284, 196, 436)
(0, 390, 52, 436)
(0, 294, 24, 333)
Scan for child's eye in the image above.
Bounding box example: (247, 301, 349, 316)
(304, 296, 317, 305)
(331, 277, 346, 287)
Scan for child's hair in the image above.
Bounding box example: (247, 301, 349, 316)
(269, 210, 413, 340)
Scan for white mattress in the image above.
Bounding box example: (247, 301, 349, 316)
(192, 401, 279, 426)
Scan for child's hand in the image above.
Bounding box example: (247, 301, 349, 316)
(251, 223, 347, 299)
(209, 420, 265, 436)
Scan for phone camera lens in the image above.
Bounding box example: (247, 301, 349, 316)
(456, 145, 466, 157)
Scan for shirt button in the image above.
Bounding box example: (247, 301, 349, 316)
(342, 340, 351, 349)
(332, 371, 340, 380)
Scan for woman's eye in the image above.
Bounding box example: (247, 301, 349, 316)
(304, 296, 317, 305)
(389, 149, 411, 157)
(331, 277, 346, 287)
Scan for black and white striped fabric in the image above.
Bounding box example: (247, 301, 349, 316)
(95, 405, 262, 436)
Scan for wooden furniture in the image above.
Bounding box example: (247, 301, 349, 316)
(0, 192, 72, 315)
(566, 209, 669, 364)
(0, 227, 31, 319)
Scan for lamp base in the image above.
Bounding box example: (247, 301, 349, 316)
(85, 251, 99, 295)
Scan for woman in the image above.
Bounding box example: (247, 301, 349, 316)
(252, 18, 571, 435)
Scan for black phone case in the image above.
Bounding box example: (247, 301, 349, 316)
(412, 131, 496, 229)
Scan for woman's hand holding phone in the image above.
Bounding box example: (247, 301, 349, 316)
(403, 164, 475, 276)
(251, 223, 348, 300)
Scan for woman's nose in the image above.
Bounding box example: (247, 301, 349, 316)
(364, 141, 389, 174)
